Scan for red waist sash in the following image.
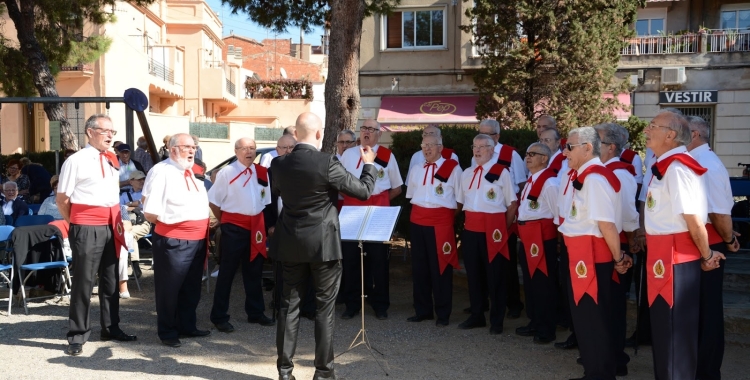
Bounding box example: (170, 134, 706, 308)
(705, 223, 723, 246)
(517, 218, 556, 277)
(49, 220, 70, 239)
(465, 211, 509, 262)
(155, 219, 209, 240)
(411, 205, 458, 274)
(342, 190, 389, 207)
(70, 204, 126, 258)
(221, 211, 267, 261)
(562, 235, 611, 305)
(645, 231, 701, 307)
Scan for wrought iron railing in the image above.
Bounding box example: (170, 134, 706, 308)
(706, 29, 750, 53)
(148, 58, 175, 84)
(60, 63, 93, 71)
(621, 34, 699, 55)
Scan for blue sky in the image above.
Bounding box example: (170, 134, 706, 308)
(205, 0, 326, 44)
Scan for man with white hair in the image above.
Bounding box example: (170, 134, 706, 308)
(143, 133, 211, 348)
(642, 110, 724, 380)
(406, 125, 460, 183)
(1, 181, 29, 221)
(559, 126, 631, 380)
(686, 115, 737, 380)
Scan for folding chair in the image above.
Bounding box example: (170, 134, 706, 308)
(27, 204, 41, 215)
(4, 215, 12, 226)
(14, 215, 54, 227)
(0, 226, 14, 315)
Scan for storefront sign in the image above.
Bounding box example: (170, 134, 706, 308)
(659, 90, 718, 104)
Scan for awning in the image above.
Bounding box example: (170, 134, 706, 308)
(603, 92, 632, 121)
(377, 96, 479, 132)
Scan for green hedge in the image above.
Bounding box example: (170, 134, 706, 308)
(1, 151, 60, 175)
(390, 125, 539, 238)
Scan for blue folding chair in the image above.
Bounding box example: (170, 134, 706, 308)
(0, 226, 14, 315)
(4, 215, 12, 226)
(27, 204, 41, 215)
(14, 215, 54, 227)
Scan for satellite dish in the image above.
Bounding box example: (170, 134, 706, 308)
(280, 67, 288, 79)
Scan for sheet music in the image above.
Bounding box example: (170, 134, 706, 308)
(339, 206, 369, 241)
(359, 206, 401, 242)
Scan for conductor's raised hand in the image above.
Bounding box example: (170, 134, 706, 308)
(360, 145, 376, 164)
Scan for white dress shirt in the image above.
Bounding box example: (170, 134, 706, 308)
(639, 148, 656, 202)
(549, 150, 569, 179)
(690, 144, 733, 216)
(457, 161, 516, 213)
(341, 144, 403, 195)
(519, 170, 559, 221)
(471, 143, 527, 191)
(208, 161, 271, 216)
(142, 159, 209, 224)
(558, 158, 622, 237)
(624, 151, 644, 184)
(407, 150, 460, 184)
(604, 157, 640, 232)
(406, 157, 463, 209)
(58, 144, 120, 207)
(259, 149, 279, 168)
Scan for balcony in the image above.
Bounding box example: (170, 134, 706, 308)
(225, 78, 236, 96)
(706, 29, 750, 53)
(621, 34, 699, 55)
(57, 63, 94, 81)
(149, 58, 175, 84)
(148, 46, 184, 99)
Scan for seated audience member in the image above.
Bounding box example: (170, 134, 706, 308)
(20, 157, 52, 204)
(1, 181, 30, 221)
(39, 175, 64, 220)
(117, 144, 145, 190)
(2, 159, 31, 199)
(133, 136, 155, 173)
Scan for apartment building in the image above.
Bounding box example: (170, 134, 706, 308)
(358, 0, 750, 175)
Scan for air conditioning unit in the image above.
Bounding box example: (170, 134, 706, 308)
(661, 67, 687, 85)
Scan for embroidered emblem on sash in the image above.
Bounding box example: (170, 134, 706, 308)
(576, 261, 587, 278)
(530, 243, 539, 257)
(570, 201, 578, 218)
(255, 231, 263, 244)
(492, 229, 502, 243)
(653, 259, 665, 278)
(377, 168, 385, 178)
(646, 191, 655, 211)
(442, 242, 451, 254)
(435, 183, 444, 196)
(261, 189, 266, 199)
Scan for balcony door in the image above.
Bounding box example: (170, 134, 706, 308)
(635, 8, 667, 36)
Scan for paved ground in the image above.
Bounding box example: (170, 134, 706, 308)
(1, 257, 749, 380)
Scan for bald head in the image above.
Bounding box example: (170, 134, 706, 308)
(294, 112, 323, 145)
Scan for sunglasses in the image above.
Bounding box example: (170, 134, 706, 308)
(565, 142, 586, 151)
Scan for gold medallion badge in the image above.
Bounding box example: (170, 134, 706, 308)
(653, 259, 665, 278)
(492, 229, 502, 243)
(646, 191, 655, 211)
(116, 223, 123, 236)
(570, 201, 578, 218)
(435, 183, 444, 195)
(487, 188, 496, 200)
(530, 243, 539, 257)
(529, 200, 540, 210)
(255, 231, 263, 244)
(442, 242, 452, 254)
(575, 260, 587, 278)
(377, 168, 385, 178)
(261, 188, 266, 199)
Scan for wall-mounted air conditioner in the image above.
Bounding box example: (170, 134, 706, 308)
(661, 67, 687, 85)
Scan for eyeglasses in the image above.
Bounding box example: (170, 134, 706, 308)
(645, 124, 669, 131)
(92, 127, 117, 136)
(525, 152, 547, 158)
(3, 188, 17, 192)
(470, 145, 492, 150)
(360, 126, 379, 133)
(538, 138, 557, 144)
(422, 131, 437, 137)
(235, 146, 256, 152)
(336, 140, 355, 145)
(276, 145, 294, 150)
(420, 143, 442, 149)
(565, 142, 587, 151)
(174, 145, 197, 152)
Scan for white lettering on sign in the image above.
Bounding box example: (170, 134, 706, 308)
(660, 91, 717, 104)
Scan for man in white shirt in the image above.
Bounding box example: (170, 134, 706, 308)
(335, 129, 357, 161)
(143, 133, 211, 348)
(405, 134, 463, 326)
(559, 127, 631, 380)
(617, 127, 644, 193)
(456, 134, 517, 334)
(57, 114, 136, 356)
(538, 128, 568, 176)
(515, 142, 560, 344)
(406, 125, 460, 184)
(686, 115, 738, 380)
(259, 126, 296, 168)
(642, 110, 724, 380)
(209, 138, 274, 333)
(116, 144, 145, 190)
(339, 119, 403, 320)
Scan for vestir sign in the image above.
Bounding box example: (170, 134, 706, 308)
(659, 90, 718, 104)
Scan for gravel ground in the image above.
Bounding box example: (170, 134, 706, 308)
(1, 257, 748, 380)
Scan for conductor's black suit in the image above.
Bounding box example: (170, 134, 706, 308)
(270, 143, 376, 380)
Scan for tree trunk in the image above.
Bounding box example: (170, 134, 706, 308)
(3, 0, 79, 151)
(322, 0, 366, 154)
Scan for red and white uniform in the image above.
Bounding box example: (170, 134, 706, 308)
(639, 148, 656, 203)
(472, 143, 527, 191)
(690, 143, 733, 245)
(143, 159, 209, 236)
(340, 144, 402, 206)
(407, 149, 460, 184)
(518, 168, 560, 277)
(620, 149, 644, 184)
(604, 157, 640, 234)
(548, 149, 569, 178)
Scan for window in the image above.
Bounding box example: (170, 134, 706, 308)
(384, 8, 446, 50)
(721, 9, 750, 30)
(635, 18, 664, 35)
(668, 106, 715, 145)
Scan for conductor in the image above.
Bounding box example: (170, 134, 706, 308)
(271, 112, 378, 380)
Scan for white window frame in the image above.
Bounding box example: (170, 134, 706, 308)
(380, 5, 448, 52)
(635, 7, 667, 36)
(719, 4, 750, 31)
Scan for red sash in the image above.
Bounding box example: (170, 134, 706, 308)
(606, 161, 636, 177)
(620, 149, 637, 165)
(705, 223, 723, 245)
(374, 146, 392, 167)
(560, 138, 568, 151)
(651, 153, 707, 181)
(155, 219, 209, 240)
(342, 190, 390, 207)
(221, 211, 267, 261)
(563, 235, 611, 305)
(70, 204, 126, 258)
(441, 148, 455, 160)
(526, 168, 556, 202)
(483, 163, 507, 184)
(548, 152, 565, 174)
(465, 211, 509, 262)
(517, 218, 556, 277)
(49, 220, 70, 239)
(572, 165, 621, 193)
(496, 144, 516, 169)
(645, 232, 701, 307)
(411, 205, 458, 274)
(434, 159, 459, 183)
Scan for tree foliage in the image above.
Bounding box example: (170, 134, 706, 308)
(463, 0, 644, 135)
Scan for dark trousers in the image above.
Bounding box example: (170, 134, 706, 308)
(632, 249, 652, 342)
(697, 243, 726, 380)
(152, 233, 206, 340)
(410, 222, 453, 323)
(518, 238, 559, 339)
(569, 261, 616, 380)
(611, 244, 634, 370)
(558, 242, 574, 334)
(462, 230, 508, 329)
(505, 233, 523, 312)
(276, 260, 341, 380)
(650, 260, 701, 380)
(210, 223, 266, 324)
(342, 241, 389, 313)
(67, 224, 120, 344)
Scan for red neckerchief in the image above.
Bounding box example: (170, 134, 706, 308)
(229, 166, 253, 187)
(469, 166, 484, 190)
(548, 152, 565, 174)
(184, 170, 199, 191)
(520, 177, 533, 200)
(423, 162, 437, 185)
(651, 153, 707, 181)
(99, 151, 119, 178)
(606, 161, 636, 177)
(572, 165, 621, 193)
(563, 169, 576, 195)
(525, 168, 557, 201)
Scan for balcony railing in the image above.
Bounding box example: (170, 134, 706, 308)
(706, 29, 750, 52)
(149, 58, 175, 84)
(226, 78, 236, 96)
(621, 34, 699, 55)
(61, 63, 93, 71)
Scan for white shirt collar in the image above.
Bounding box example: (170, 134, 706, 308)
(576, 157, 603, 173)
(656, 146, 688, 162)
(603, 157, 621, 166)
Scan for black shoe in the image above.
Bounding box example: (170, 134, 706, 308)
(67, 343, 83, 356)
(507, 304, 524, 319)
(132, 261, 142, 279)
(248, 314, 275, 326)
(576, 357, 583, 365)
(214, 321, 235, 333)
(489, 326, 503, 335)
(406, 315, 434, 322)
(162, 338, 182, 347)
(180, 330, 211, 338)
(278, 375, 296, 380)
(341, 309, 358, 320)
(457, 317, 486, 330)
(101, 330, 138, 342)
(515, 324, 537, 337)
(554, 333, 578, 349)
(533, 335, 556, 344)
(300, 310, 315, 321)
(375, 310, 388, 320)
(435, 319, 449, 327)
(616, 366, 628, 376)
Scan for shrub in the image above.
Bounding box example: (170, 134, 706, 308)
(245, 78, 313, 101)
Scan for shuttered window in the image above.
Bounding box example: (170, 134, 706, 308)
(384, 8, 446, 50)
